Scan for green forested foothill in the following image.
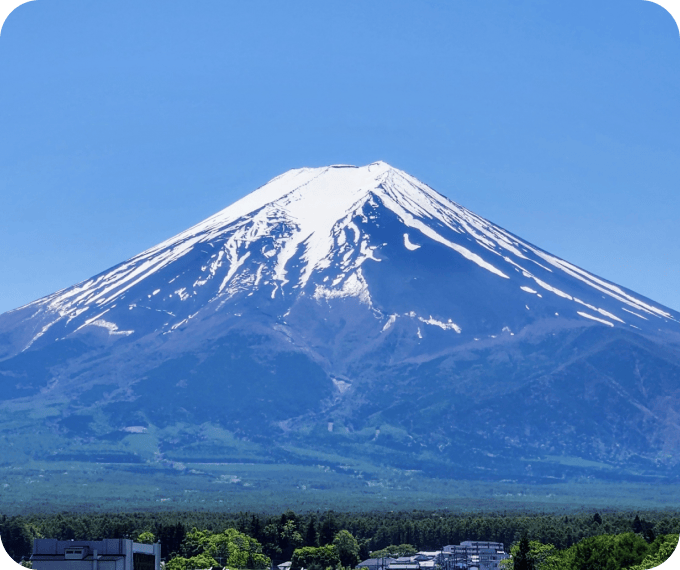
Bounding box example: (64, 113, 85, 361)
(1, 510, 678, 569)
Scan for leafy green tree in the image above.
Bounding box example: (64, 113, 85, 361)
(172, 527, 270, 569)
(334, 530, 360, 568)
(291, 545, 341, 570)
(262, 523, 283, 559)
(205, 528, 270, 569)
(137, 532, 156, 544)
(0, 518, 34, 561)
(502, 540, 560, 570)
(182, 529, 210, 558)
(627, 534, 679, 570)
(166, 553, 219, 570)
(370, 545, 417, 558)
(568, 533, 649, 570)
(281, 520, 305, 561)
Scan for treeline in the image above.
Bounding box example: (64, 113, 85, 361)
(2, 509, 679, 564)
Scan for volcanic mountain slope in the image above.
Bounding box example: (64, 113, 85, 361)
(1, 161, 680, 490)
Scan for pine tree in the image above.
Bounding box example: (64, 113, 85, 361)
(320, 512, 338, 546)
(305, 516, 319, 547)
(514, 534, 534, 570)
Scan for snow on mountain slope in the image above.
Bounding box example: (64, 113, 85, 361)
(3, 161, 678, 357)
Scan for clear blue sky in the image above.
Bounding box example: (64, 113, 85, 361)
(0, 0, 679, 315)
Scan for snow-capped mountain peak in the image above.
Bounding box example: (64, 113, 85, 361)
(3, 163, 680, 495)
(6, 162, 679, 356)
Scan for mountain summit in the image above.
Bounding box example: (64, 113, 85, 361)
(1, 162, 680, 509)
(4, 161, 676, 353)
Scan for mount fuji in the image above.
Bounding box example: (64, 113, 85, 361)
(2, 161, 680, 510)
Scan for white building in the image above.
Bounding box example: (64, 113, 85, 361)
(441, 542, 507, 570)
(32, 539, 161, 570)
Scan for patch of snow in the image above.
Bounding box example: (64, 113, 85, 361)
(621, 307, 648, 320)
(254, 264, 265, 287)
(22, 319, 60, 351)
(313, 270, 372, 305)
(332, 378, 351, 394)
(418, 315, 461, 333)
(175, 288, 190, 301)
(577, 311, 614, 327)
(382, 314, 398, 332)
(218, 243, 252, 294)
(122, 426, 147, 433)
(573, 298, 624, 323)
(521, 286, 538, 294)
(89, 319, 134, 336)
(532, 277, 573, 300)
(403, 233, 421, 251)
(357, 240, 380, 265)
(596, 308, 624, 323)
(65, 307, 89, 323)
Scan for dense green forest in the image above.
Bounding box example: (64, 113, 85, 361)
(2, 509, 678, 569)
